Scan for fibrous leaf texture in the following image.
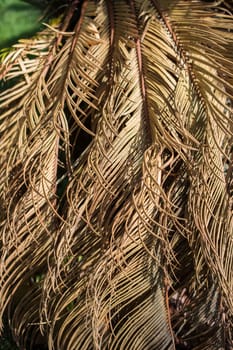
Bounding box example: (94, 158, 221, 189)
(0, 0, 233, 349)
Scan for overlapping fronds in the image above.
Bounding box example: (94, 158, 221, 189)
(0, 0, 232, 349)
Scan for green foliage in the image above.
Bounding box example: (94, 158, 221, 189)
(0, 0, 42, 49)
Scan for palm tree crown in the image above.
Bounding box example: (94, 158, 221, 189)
(0, 0, 233, 349)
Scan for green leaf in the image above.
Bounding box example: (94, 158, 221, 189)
(0, 0, 43, 49)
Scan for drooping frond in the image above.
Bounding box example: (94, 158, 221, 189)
(0, 0, 232, 349)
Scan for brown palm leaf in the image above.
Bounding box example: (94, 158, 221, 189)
(0, 0, 232, 349)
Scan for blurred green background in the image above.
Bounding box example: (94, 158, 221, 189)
(0, 0, 44, 49)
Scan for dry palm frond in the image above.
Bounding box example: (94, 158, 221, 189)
(0, 0, 233, 349)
